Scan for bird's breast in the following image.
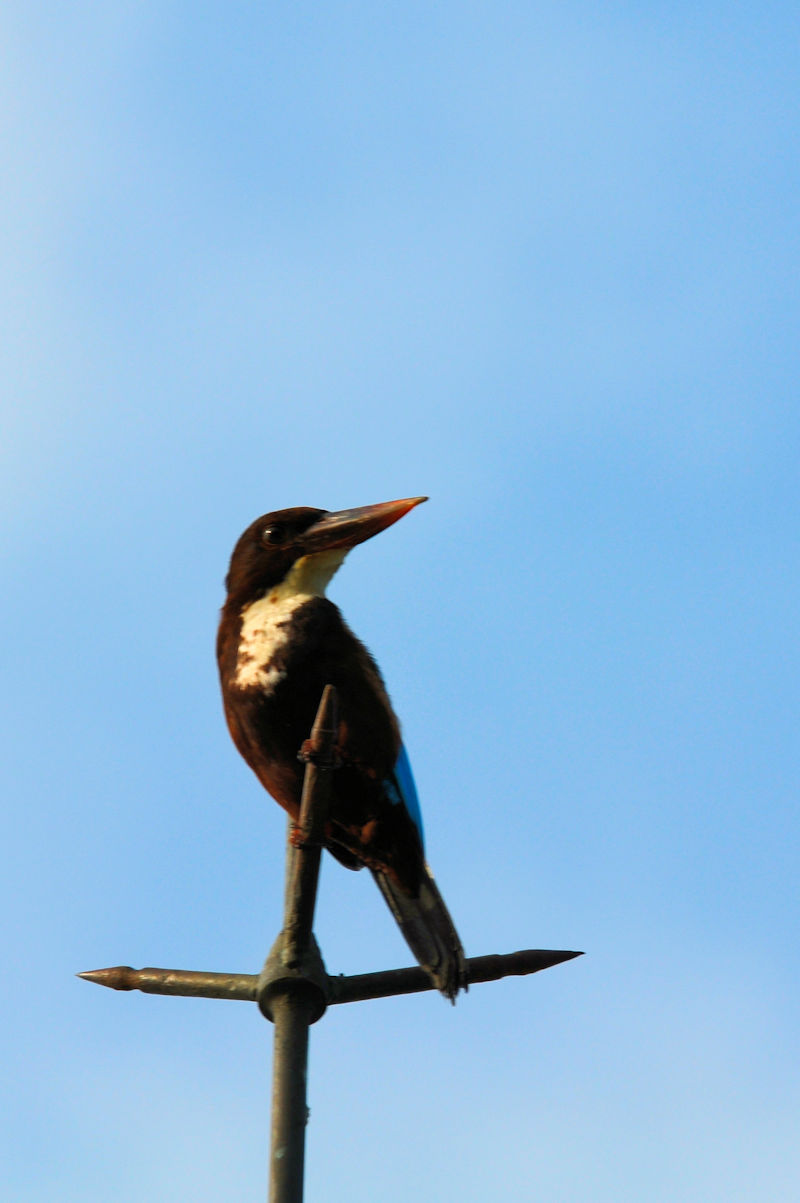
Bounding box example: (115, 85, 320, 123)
(221, 592, 400, 776)
(233, 590, 313, 693)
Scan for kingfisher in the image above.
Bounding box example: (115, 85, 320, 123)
(217, 496, 466, 1000)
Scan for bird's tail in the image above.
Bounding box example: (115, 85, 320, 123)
(371, 865, 467, 1002)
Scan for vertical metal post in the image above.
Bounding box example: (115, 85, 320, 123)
(260, 685, 338, 1203)
(268, 990, 316, 1203)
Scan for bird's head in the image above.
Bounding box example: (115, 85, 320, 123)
(223, 496, 427, 606)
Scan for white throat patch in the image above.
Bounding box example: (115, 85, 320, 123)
(234, 548, 348, 692)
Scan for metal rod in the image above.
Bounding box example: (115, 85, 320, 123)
(329, 948, 583, 1005)
(77, 948, 583, 1003)
(282, 684, 337, 969)
(262, 685, 338, 1203)
(76, 965, 258, 999)
(268, 991, 316, 1203)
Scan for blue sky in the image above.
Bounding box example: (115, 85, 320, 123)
(3, 4, 799, 1199)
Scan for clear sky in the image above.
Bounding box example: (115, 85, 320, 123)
(3, 4, 799, 1199)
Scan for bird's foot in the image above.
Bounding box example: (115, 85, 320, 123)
(298, 738, 341, 768)
(289, 822, 309, 849)
(289, 820, 326, 850)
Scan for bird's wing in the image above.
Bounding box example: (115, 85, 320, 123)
(373, 744, 466, 1001)
(383, 742, 425, 848)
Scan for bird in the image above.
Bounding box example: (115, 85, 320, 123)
(216, 496, 466, 1000)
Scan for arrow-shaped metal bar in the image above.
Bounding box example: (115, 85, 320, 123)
(77, 948, 582, 1003)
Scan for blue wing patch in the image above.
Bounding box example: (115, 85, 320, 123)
(384, 743, 425, 849)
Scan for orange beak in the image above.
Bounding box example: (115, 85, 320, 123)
(300, 496, 427, 553)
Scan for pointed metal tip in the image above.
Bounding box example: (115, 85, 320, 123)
(540, 950, 584, 968)
(76, 965, 135, 990)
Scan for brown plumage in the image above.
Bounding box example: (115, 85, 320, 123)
(217, 499, 466, 999)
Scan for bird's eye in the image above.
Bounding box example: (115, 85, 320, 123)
(261, 524, 287, 546)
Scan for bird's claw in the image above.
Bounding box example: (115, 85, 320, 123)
(289, 821, 324, 850)
(297, 738, 341, 768)
(289, 822, 310, 849)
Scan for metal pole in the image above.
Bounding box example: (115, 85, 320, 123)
(268, 990, 316, 1203)
(259, 685, 338, 1203)
(77, 682, 585, 1200)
